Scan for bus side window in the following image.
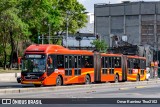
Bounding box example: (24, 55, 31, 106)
(47, 55, 56, 76)
(78, 56, 81, 68)
(114, 57, 121, 68)
(83, 56, 93, 68)
(102, 57, 105, 68)
(105, 57, 108, 68)
(57, 55, 64, 68)
(133, 59, 140, 69)
(108, 57, 112, 68)
(47, 56, 53, 69)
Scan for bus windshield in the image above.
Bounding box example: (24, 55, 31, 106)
(22, 56, 46, 73)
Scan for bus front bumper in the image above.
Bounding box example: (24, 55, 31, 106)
(21, 81, 42, 84)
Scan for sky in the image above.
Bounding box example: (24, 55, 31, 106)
(78, 0, 159, 13)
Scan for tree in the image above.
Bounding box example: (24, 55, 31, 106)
(0, 0, 29, 69)
(20, 0, 88, 44)
(0, 0, 88, 69)
(56, 0, 88, 34)
(91, 39, 108, 53)
(20, 0, 61, 44)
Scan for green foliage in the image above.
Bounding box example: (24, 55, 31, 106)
(0, 0, 88, 69)
(19, 0, 61, 43)
(91, 39, 108, 53)
(56, 0, 88, 34)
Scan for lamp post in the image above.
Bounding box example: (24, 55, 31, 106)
(48, 24, 51, 44)
(66, 11, 70, 48)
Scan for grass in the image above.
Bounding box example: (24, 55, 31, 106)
(0, 67, 21, 73)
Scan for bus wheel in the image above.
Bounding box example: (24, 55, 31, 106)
(115, 74, 119, 83)
(56, 76, 62, 86)
(136, 75, 140, 81)
(34, 84, 41, 87)
(85, 75, 91, 84)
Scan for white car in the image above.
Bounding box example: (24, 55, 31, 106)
(146, 67, 150, 81)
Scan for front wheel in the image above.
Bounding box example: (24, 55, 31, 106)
(56, 76, 62, 86)
(85, 75, 91, 84)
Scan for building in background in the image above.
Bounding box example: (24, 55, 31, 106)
(62, 33, 96, 50)
(94, 1, 160, 66)
(63, 12, 95, 50)
(95, 1, 160, 47)
(79, 13, 94, 33)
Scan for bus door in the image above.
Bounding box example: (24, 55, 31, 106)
(108, 57, 115, 81)
(47, 55, 56, 76)
(101, 56, 109, 82)
(73, 56, 82, 83)
(140, 59, 146, 80)
(94, 52, 101, 82)
(64, 55, 73, 84)
(47, 55, 57, 84)
(127, 58, 136, 81)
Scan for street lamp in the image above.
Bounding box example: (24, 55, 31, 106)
(48, 24, 51, 44)
(66, 11, 70, 48)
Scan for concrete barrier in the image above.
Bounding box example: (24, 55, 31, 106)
(0, 73, 20, 82)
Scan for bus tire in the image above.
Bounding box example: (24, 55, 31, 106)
(115, 74, 119, 83)
(56, 76, 62, 86)
(34, 84, 41, 87)
(85, 74, 91, 84)
(136, 74, 140, 81)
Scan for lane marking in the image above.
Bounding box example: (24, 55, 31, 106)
(135, 86, 147, 88)
(119, 88, 129, 90)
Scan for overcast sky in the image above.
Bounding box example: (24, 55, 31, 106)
(78, 0, 159, 13)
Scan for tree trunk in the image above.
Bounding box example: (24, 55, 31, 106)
(16, 41, 19, 70)
(2, 27, 7, 70)
(9, 31, 14, 70)
(3, 50, 7, 70)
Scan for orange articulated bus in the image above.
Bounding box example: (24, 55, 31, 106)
(21, 44, 146, 87)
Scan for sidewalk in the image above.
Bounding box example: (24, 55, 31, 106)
(0, 72, 20, 82)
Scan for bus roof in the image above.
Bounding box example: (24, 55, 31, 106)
(127, 55, 146, 60)
(25, 44, 93, 55)
(101, 53, 123, 57)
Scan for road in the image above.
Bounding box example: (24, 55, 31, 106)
(0, 82, 160, 98)
(0, 82, 33, 89)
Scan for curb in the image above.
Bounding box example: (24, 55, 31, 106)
(0, 80, 160, 94)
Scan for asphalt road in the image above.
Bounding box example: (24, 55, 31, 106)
(0, 82, 160, 98)
(0, 82, 33, 89)
(0, 81, 160, 107)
